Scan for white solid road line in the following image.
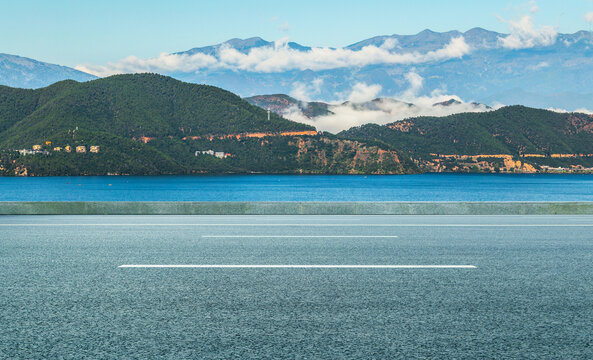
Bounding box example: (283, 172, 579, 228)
(1, 223, 593, 227)
(119, 264, 477, 269)
(201, 235, 399, 238)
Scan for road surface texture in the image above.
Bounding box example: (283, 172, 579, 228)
(1, 215, 592, 359)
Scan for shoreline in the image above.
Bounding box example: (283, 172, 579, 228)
(1, 172, 593, 178)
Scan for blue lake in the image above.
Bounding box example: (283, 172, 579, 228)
(1, 174, 593, 201)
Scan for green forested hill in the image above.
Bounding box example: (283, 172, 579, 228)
(6, 75, 590, 176)
(338, 106, 593, 173)
(339, 106, 593, 156)
(0, 73, 312, 146)
(0, 74, 412, 176)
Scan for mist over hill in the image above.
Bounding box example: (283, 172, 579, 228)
(245, 94, 492, 133)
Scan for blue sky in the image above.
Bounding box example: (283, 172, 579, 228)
(2, 0, 592, 67)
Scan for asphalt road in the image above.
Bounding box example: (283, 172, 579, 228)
(1, 215, 592, 359)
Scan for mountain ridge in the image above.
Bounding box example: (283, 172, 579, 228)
(6, 28, 593, 111)
(0, 53, 96, 89)
(164, 29, 593, 110)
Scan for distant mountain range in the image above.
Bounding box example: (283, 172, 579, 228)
(168, 29, 593, 110)
(3, 28, 593, 110)
(0, 53, 96, 89)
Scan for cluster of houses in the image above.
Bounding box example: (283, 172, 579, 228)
(195, 150, 231, 159)
(540, 165, 593, 173)
(18, 142, 100, 155)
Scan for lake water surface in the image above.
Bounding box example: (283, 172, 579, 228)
(1, 174, 593, 201)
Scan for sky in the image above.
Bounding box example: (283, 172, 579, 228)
(1, 0, 593, 67)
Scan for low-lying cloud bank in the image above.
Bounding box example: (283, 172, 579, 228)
(282, 72, 497, 133)
(281, 81, 593, 134)
(285, 97, 493, 134)
(76, 37, 470, 77)
(547, 107, 593, 115)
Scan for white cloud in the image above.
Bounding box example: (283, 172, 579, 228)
(220, 36, 470, 72)
(75, 52, 218, 78)
(289, 78, 324, 101)
(547, 107, 593, 115)
(347, 83, 382, 103)
(586, 12, 593, 24)
(282, 72, 495, 133)
(311, 78, 324, 91)
(498, 15, 557, 49)
(289, 83, 312, 102)
(400, 71, 424, 101)
(575, 108, 593, 114)
(76, 36, 470, 76)
(380, 38, 398, 50)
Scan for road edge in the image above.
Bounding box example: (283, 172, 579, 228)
(1, 202, 593, 215)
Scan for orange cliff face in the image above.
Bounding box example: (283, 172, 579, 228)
(153, 130, 319, 143)
(430, 154, 512, 160)
(431, 153, 593, 159)
(182, 130, 318, 141)
(139, 136, 154, 144)
(240, 131, 318, 139)
(428, 153, 537, 172)
(279, 131, 318, 137)
(522, 163, 537, 173)
(244, 133, 270, 139)
(503, 157, 521, 169)
(548, 154, 593, 158)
